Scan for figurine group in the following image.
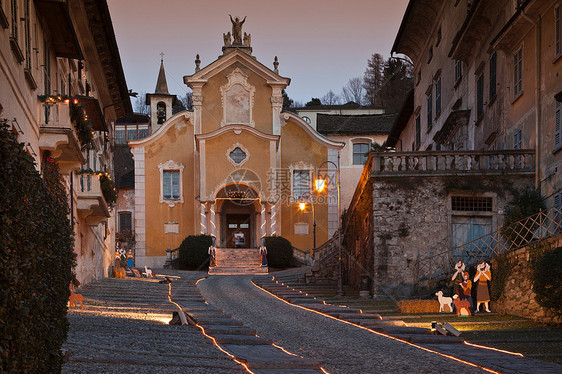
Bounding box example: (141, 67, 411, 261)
(437, 260, 491, 315)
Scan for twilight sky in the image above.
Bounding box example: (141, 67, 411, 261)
(107, 0, 409, 106)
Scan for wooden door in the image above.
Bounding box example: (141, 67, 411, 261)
(226, 214, 251, 248)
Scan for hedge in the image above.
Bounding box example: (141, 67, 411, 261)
(0, 121, 75, 372)
(264, 236, 293, 268)
(532, 246, 562, 315)
(172, 235, 212, 270)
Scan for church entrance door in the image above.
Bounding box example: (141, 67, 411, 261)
(226, 214, 251, 248)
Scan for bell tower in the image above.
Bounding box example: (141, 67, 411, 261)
(146, 54, 175, 132)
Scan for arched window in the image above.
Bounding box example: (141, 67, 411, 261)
(157, 102, 166, 124)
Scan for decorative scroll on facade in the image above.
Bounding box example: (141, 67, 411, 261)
(220, 68, 255, 127)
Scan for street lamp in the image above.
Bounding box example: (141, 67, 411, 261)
(299, 201, 316, 249)
(315, 160, 343, 296)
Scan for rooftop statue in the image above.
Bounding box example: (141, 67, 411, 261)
(229, 15, 246, 45)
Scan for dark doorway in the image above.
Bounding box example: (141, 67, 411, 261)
(226, 214, 251, 248)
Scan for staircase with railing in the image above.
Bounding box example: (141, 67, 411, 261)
(414, 202, 562, 284)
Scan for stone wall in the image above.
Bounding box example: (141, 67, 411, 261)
(341, 174, 533, 299)
(493, 236, 562, 323)
(342, 180, 374, 290)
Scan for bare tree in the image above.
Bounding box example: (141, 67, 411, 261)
(321, 90, 340, 105)
(181, 92, 193, 110)
(292, 100, 305, 108)
(133, 92, 150, 115)
(341, 77, 365, 104)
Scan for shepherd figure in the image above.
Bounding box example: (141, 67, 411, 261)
(474, 260, 492, 313)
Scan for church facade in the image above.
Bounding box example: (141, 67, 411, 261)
(129, 24, 344, 267)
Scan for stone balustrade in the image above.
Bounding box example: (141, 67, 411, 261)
(371, 149, 535, 177)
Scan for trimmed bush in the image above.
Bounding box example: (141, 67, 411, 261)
(264, 236, 293, 268)
(532, 246, 562, 315)
(172, 235, 212, 270)
(0, 121, 75, 372)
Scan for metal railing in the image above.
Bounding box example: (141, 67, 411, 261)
(415, 202, 562, 282)
(371, 149, 535, 176)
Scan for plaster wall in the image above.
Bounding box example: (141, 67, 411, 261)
(201, 130, 274, 199)
(200, 62, 273, 135)
(327, 133, 388, 209)
(280, 119, 330, 250)
(143, 117, 196, 261)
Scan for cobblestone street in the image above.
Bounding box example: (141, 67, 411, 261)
(62, 272, 244, 373)
(62, 271, 562, 374)
(199, 275, 486, 374)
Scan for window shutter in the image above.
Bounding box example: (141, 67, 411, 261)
(554, 101, 562, 148)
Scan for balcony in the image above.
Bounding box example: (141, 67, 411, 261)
(371, 149, 535, 177)
(39, 101, 85, 173)
(74, 173, 110, 226)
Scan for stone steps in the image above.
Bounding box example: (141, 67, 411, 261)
(210, 248, 267, 275)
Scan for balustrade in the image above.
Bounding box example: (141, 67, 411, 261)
(371, 150, 535, 176)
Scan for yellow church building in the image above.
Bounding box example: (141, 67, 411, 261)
(129, 22, 344, 268)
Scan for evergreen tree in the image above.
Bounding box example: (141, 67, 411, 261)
(282, 90, 293, 109)
(363, 53, 385, 106)
(305, 98, 322, 107)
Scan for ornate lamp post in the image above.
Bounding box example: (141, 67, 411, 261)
(299, 201, 316, 249)
(315, 160, 343, 296)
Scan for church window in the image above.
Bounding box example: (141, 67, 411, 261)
(415, 115, 421, 149)
(229, 147, 246, 164)
(292, 170, 311, 199)
(513, 46, 523, 97)
(157, 102, 166, 124)
(426, 91, 433, 129)
(513, 129, 522, 150)
(138, 124, 149, 139)
(476, 72, 484, 119)
(115, 126, 126, 144)
(127, 126, 137, 141)
(554, 6, 562, 56)
(353, 143, 369, 165)
(451, 196, 492, 212)
(489, 52, 497, 99)
(435, 77, 441, 116)
(554, 100, 561, 150)
(119, 212, 132, 232)
(454, 60, 462, 86)
(163, 171, 180, 200)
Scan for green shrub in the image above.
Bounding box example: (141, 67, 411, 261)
(501, 188, 545, 244)
(491, 254, 512, 301)
(172, 235, 212, 270)
(0, 121, 75, 372)
(264, 236, 293, 268)
(532, 246, 562, 315)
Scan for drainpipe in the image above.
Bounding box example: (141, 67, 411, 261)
(522, 11, 541, 191)
(70, 171, 74, 230)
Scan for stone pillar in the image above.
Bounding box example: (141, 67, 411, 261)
(270, 204, 277, 236)
(191, 84, 203, 134)
(271, 86, 283, 135)
(133, 147, 146, 267)
(260, 203, 266, 239)
(210, 203, 216, 238)
(327, 148, 339, 237)
(200, 203, 207, 234)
